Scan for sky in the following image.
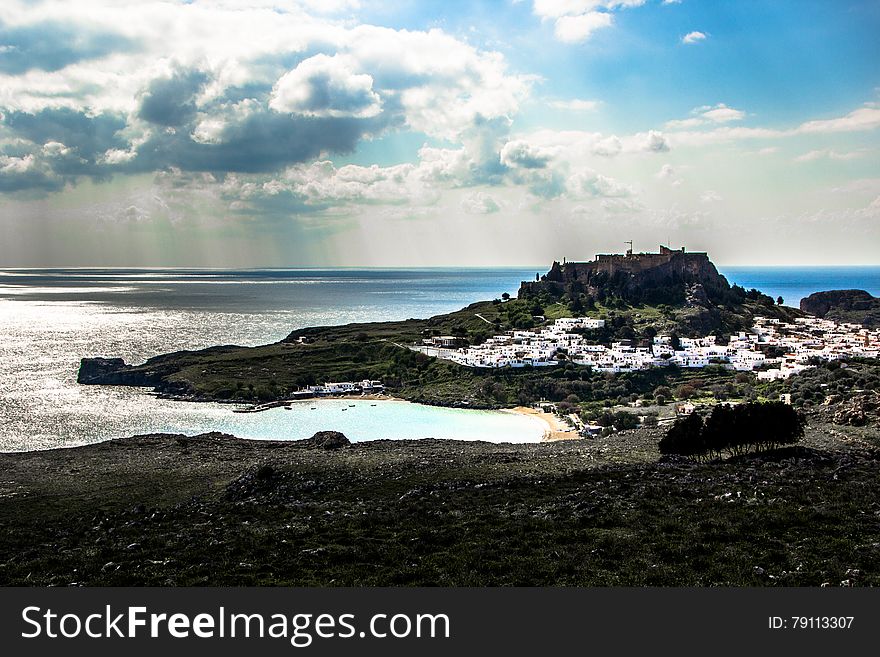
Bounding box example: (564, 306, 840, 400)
(0, 0, 878, 267)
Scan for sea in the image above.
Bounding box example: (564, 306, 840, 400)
(1, 266, 878, 452)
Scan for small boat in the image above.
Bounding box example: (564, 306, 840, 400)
(371, 404, 377, 407)
(341, 408, 347, 411)
(349, 404, 355, 407)
(310, 407, 316, 410)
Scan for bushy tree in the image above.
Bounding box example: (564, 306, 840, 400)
(659, 413, 705, 458)
(675, 384, 696, 399)
(660, 401, 804, 460)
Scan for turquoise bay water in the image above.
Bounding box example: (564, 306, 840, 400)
(101, 397, 545, 444)
(0, 268, 538, 451)
(1, 266, 878, 451)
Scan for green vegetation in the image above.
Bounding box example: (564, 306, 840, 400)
(93, 289, 794, 411)
(659, 402, 805, 461)
(755, 359, 880, 409)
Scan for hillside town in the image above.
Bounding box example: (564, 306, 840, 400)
(414, 314, 880, 378)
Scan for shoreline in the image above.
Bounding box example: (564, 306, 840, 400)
(506, 406, 580, 442)
(207, 395, 572, 443)
(240, 396, 566, 443)
(232, 392, 396, 413)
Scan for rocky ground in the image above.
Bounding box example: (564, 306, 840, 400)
(1, 418, 878, 586)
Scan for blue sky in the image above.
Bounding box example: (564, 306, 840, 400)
(0, 0, 878, 266)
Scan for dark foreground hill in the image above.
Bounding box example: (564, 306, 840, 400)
(1, 420, 878, 586)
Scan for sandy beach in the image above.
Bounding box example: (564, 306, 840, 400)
(507, 406, 580, 441)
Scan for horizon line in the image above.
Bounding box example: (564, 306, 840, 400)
(3, 263, 880, 271)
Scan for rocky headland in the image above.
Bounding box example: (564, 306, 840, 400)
(800, 289, 880, 327)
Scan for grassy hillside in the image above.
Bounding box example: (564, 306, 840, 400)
(80, 290, 803, 409)
(1, 423, 878, 586)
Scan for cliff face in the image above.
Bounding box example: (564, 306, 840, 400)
(77, 345, 243, 392)
(519, 249, 731, 306)
(801, 290, 880, 327)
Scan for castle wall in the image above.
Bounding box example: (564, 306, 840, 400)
(518, 247, 722, 300)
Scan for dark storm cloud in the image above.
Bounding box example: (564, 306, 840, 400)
(0, 64, 399, 191)
(138, 68, 210, 127)
(3, 107, 128, 160)
(0, 20, 138, 74)
(0, 108, 128, 191)
(223, 187, 331, 218)
(134, 110, 396, 174)
(0, 167, 64, 193)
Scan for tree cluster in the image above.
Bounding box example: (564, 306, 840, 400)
(659, 401, 804, 460)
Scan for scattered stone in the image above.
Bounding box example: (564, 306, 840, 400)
(304, 431, 350, 450)
(831, 392, 879, 426)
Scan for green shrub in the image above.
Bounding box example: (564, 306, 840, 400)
(660, 401, 804, 460)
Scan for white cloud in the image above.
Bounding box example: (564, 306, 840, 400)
(347, 26, 531, 140)
(592, 135, 622, 156)
(699, 103, 745, 123)
(500, 139, 555, 168)
(532, 1, 646, 43)
(553, 12, 613, 43)
(666, 104, 880, 147)
(269, 54, 381, 118)
(461, 191, 502, 214)
(41, 141, 71, 157)
(297, 0, 361, 13)
(656, 164, 675, 179)
(566, 169, 633, 199)
(858, 195, 880, 219)
(794, 149, 868, 162)
(700, 190, 723, 203)
(681, 31, 707, 44)
(796, 106, 880, 134)
(664, 117, 704, 130)
(533, 1, 646, 18)
(665, 103, 745, 130)
(630, 130, 670, 152)
(504, 128, 668, 164)
(0, 154, 35, 173)
(548, 98, 600, 111)
(655, 163, 685, 186)
(415, 146, 473, 184)
(0, 2, 531, 144)
(101, 148, 136, 164)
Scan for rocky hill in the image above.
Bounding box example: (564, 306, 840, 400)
(518, 245, 799, 336)
(519, 245, 733, 306)
(800, 290, 880, 327)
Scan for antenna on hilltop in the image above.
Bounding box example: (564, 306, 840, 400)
(625, 240, 633, 256)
